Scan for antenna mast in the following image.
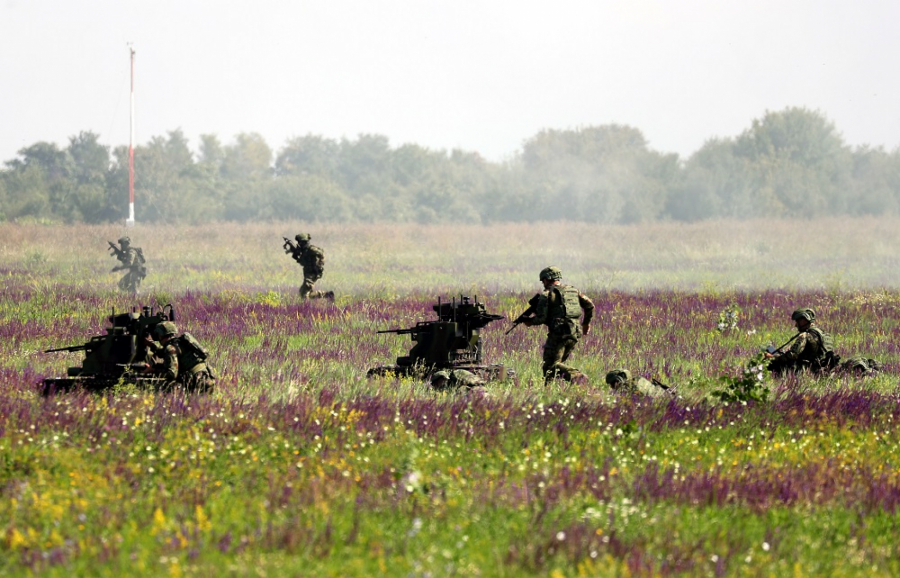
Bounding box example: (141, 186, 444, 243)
(125, 45, 136, 227)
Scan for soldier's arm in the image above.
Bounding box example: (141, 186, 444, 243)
(524, 292, 551, 326)
(778, 333, 810, 362)
(156, 344, 179, 381)
(579, 293, 595, 333)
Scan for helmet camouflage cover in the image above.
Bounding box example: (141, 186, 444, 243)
(153, 321, 178, 339)
(605, 369, 632, 385)
(539, 266, 563, 281)
(295, 233, 311, 243)
(791, 308, 816, 322)
(118, 236, 131, 245)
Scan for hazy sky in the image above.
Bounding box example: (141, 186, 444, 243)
(2, 0, 898, 164)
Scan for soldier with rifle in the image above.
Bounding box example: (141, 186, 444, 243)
(764, 307, 837, 376)
(511, 266, 594, 384)
(108, 236, 146, 293)
(283, 233, 333, 300)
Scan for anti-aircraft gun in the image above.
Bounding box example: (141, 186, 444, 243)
(367, 295, 513, 381)
(41, 304, 176, 395)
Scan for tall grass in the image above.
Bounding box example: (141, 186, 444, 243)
(2, 218, 900, 576)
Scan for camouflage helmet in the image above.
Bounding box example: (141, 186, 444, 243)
(539, 266, 562, 282)
(431, 370, 451, 383)
(153, 321, 178, 339)
(791, 308, 816, 323)
(605, 369, 632, 386)
(118, 236, 131, 245)
(295, 233, 311, 244)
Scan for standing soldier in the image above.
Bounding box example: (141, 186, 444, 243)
(283, 233, 333, 299)
(765, 307, 837, 375)
(108, 236, 146, 293)
(518, 266, 594, 384)
(142, 321, 215, 393)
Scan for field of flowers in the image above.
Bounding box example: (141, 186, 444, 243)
(3, 219, 900, 577)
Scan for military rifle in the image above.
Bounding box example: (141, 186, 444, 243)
(651, 378, 677, 396)
(765, 332, 801, 355)
(108, 240, 126, 261)
(506, 293, 543, 335)
(283, 236, 298, 254)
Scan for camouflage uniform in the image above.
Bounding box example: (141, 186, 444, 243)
(605, 369, 667, 398)
(148, 322, 215, 393)
(767, 307, 835, 375)
(525, 267, 594, 383)
(289, 234, 330, 299)
(430, 369, 486, 390)
(111, 237, 146, 293)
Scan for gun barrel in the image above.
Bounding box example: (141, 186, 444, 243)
(377, 328, 416, 335)
(44, 345, 87, 353)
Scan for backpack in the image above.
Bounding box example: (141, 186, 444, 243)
(840, 355, 883, 376)
(177, 332, 208, 368)
(548, 285, 583, 337)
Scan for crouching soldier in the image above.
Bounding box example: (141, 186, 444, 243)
(143, 321, 215, 393)
(765, 307, 837, 376)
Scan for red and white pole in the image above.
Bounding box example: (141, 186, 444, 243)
(126, 45, 136, 227)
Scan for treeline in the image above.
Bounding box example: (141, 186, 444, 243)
(2, 106, 899, 224)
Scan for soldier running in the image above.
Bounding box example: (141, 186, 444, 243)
(108, 236, 146, 293)
(284, 233, 333, 299)
(519, 266, 594, 384)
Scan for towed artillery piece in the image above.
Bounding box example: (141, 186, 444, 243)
(367, 295, 514, 382)
(41, 304, 176, 395)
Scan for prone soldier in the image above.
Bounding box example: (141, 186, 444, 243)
(605, 369, 671, 398)
(429, 369, 486, 391)
(516, 266, 594, 384)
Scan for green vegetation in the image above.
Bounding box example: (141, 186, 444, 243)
(4, 107, 900, 225)
(2, 220, 900, 576)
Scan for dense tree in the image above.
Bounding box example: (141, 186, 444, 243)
(132, 130, 196, 223)
(520, 125, 677, 223)
(2, 107, 899, 224)
(733, 107, 852, 217)
(221, 133, 273, 221)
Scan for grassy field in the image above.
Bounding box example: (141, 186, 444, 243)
(2, 218, 900, 577)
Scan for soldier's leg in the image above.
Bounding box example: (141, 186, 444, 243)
(542, 337, 585, 383)
(543, 335, 572, 383)
(300, 273, 323, 299)
(554, 339, 585, 381)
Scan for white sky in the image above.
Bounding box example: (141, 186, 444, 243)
(2, 0, 899, 164)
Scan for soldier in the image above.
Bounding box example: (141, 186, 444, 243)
(605, 369, 668, 398)
(109, 236, 146, 293)
(142, 321, 215, 393)
(520, 266, 594, 384)
(430, 369, 486, 390)
(285, 233, 333, 299)
(765, 307, 837, 375)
